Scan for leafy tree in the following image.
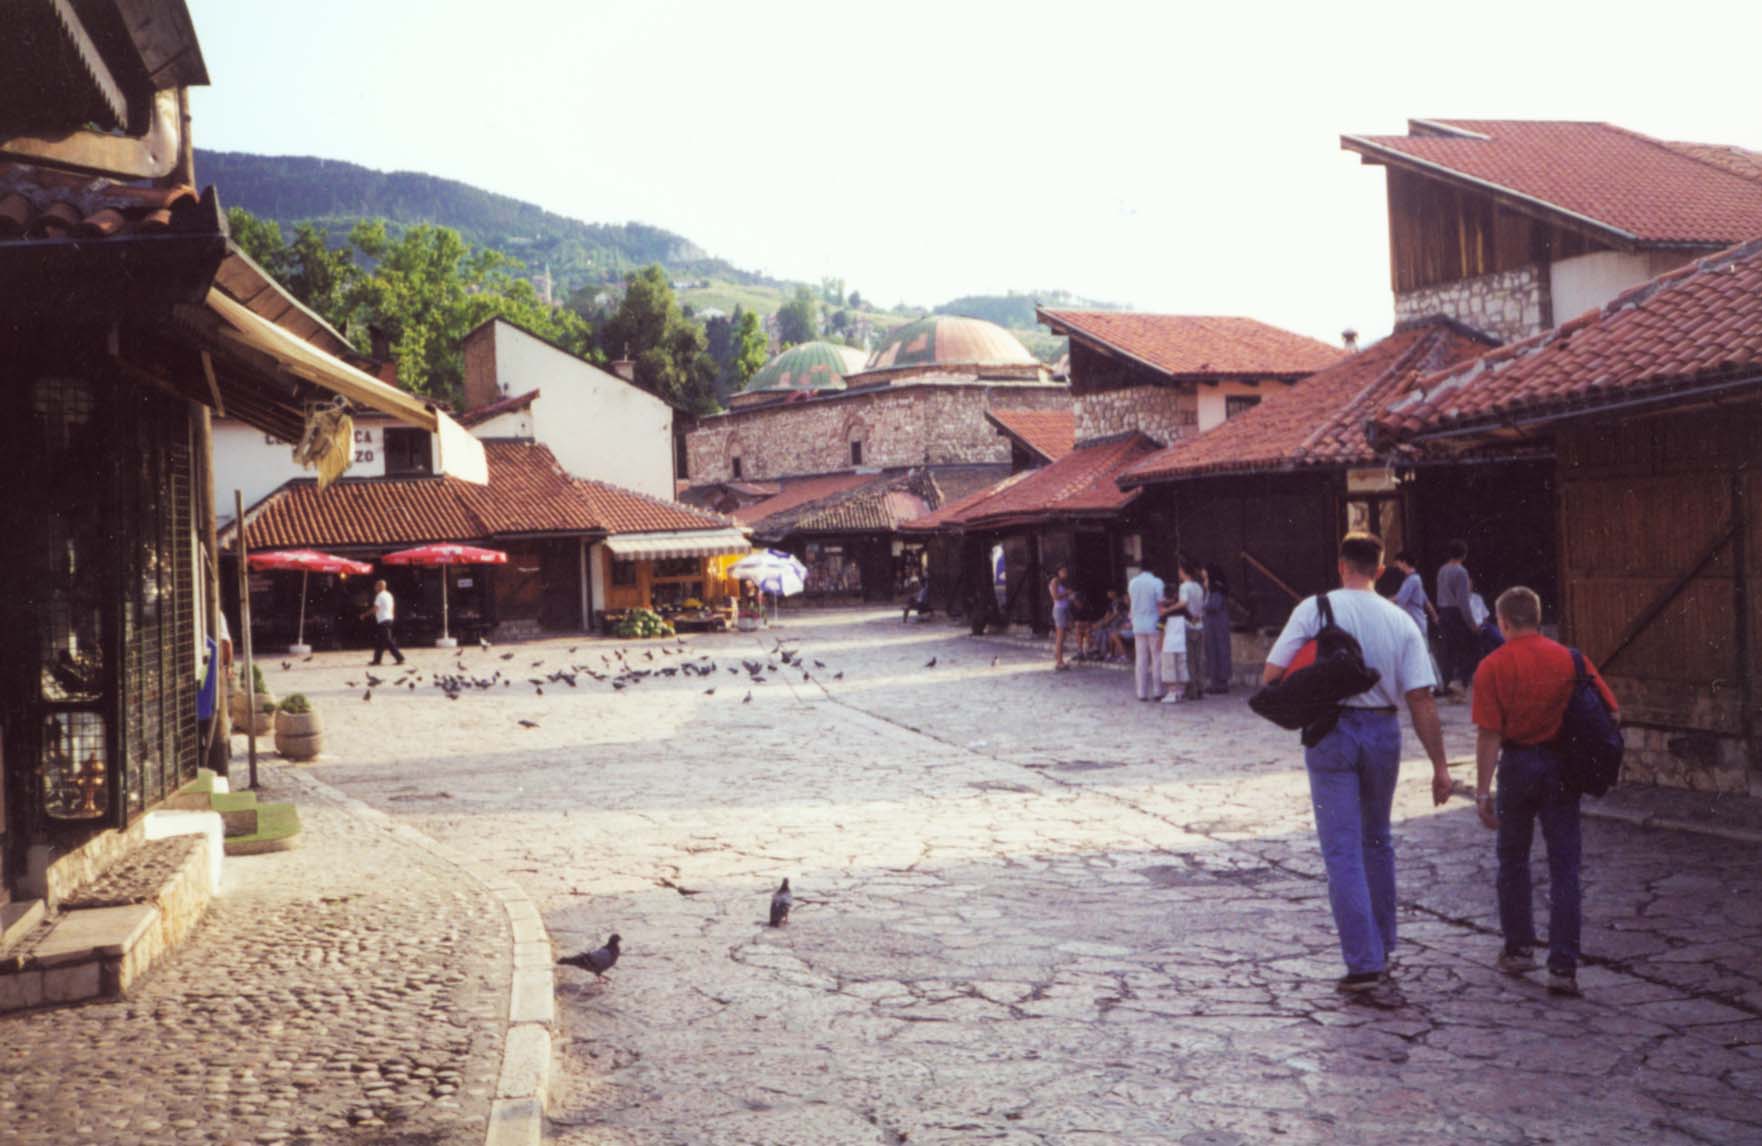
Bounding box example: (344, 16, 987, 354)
(596, 264, 720, 414)
(846, 289, 865, 310)
(819, 276, 845, 306)
(725, 307, 768, 396)
(776, 286, 818, 347)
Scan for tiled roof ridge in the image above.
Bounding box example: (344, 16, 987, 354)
(1380, 236, 1762, 438)
(458, 388, 540, 427)
(1598, 120, 1762, 187)
(1042, 308, 1341, 377)
(1390, 312, 1503, 347)
(575, 474, 735, 530)
(1292, 329, 1447, 459)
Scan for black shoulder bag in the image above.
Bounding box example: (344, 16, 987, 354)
(1249, 593, 1383, 746)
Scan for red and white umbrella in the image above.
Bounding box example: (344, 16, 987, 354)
(247, 548, 375, 652)
(381, 543, 508, 646)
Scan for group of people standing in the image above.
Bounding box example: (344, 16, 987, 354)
(1047, 558, 1233, 700)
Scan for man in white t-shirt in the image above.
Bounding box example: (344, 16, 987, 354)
(1126, 567, 1166, 701)
(1264, 532, 1452, 993)
(361, 579, 406, 666)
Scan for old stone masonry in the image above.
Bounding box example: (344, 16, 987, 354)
(0, 772, 509, 1146)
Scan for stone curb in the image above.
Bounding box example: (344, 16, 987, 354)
(281, 770, 553, 1146)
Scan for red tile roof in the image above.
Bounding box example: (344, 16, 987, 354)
(1374, 239, 1762, 444)
(732, 473, 878, 530)
(1342, 120, 1762, 247)
(0, 162, 209, 240)
(235, 441, 733, 550)
(785, 484, 931, 535)
(925, 434, 1160, 529)
(900, 471, 1033, 532)
(458, 389, 539, 428)
(1121, 319, 1496, 485)
(1041, 310, 1344, 380)
(986, 408, 1075, 463)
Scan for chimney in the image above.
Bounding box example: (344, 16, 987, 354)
(369, 324, 392, 361)
(1341, 328, 1359, 353)
(610, 345, 636, 382)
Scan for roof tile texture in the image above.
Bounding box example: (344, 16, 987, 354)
(930, 434, 1160, 528)
(1042, 310, 1343, 379)
(1344, 120, 1762, 245)
(240, 441, 731, 549)
(0, 161, 208, 240)
(1123, 319, 1494, 483)
(1377, 239, 1762, 440)
(987, 409, 1076, 462)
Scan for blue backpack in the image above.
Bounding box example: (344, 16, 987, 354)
(1553, 649, 1624, 797)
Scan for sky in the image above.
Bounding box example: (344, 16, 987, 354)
(187, 0, 1762, 344)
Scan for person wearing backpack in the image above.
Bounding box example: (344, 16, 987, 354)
(1265, 533, 1453, 993)
(1472, 587, 1620, 998)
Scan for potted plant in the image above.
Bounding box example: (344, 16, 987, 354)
(273, 693, 323, 760)
(230, 663, 277, 736)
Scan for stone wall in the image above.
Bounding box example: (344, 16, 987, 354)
(685, 383, 1070, 482)
(1075, 385, 1197, 446)
(26, 820, 147, 909)
(1394, 264, 1548, 344)
(1619, 725, 1758, 797)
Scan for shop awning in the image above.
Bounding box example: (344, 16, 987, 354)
(604, 528, 751, 561)
(201, 286, 488, 484)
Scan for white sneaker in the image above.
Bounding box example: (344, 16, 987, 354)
(1160, 693, 1182, 704)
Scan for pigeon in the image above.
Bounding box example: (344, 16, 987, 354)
(535, 687, 544, 697)
(991, 655, 1000, 667)
(479, 636, 492, 651)
(742, 691, 752, 704)
(446, 692, 460, 701)
(280, 660, 292, 671)
(643, 650, 654, 661)
(925, 657, 937, 669)
(500, 653, 515, 661)
(346, 680, 358, 688)
(531, 660, 545, 668)
(612, 681, 626, 691)
(518, 719, 539, 729)
(362, 689, 372, 702)
(365, 673, 383, 687)
(703, 688, 716, 696)
(802, 671, 810, 682)
(558, 934, 620, 980)
(728, 667, 739, 675)
(833, 672, 844, 681)
(813, 660, 826, 669)
(302, 654, 315, 663)
(569, 646, 578, 654)
(769, 878, 793, 927)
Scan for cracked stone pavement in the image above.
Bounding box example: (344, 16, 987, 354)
(291, 608, 1762, 1145)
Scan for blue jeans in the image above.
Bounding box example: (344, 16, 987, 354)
(1496, 745, 1581, 974)
(1305, 709, 1402, 974)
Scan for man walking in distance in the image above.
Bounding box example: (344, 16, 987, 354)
(1265, 533, 1453, 992)
(1473, 587, 1616, 998)
(1435, 540, 1476, 698)
(1127, 564, 1166, 702)
(362, 579, 406, 666)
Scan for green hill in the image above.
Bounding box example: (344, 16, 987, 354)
(196, 150, 1111, 360)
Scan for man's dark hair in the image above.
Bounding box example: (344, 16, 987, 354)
(1178, 554, 1201, 578)
(1394, 550, 1416, 566)
(1447, 539, 1469, 561)
(1339, 532, 1384, 576)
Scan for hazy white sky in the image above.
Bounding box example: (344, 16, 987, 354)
(187, 0, 1762, 343)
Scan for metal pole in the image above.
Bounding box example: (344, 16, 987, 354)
(296, 567, 309, 649)
(235, 490, 258, 790)
(441, 565, 451, 643)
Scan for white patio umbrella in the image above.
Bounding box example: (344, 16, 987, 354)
(727, 550, 807, 598)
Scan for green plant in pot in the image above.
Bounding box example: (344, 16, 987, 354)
(230, 663, 276, 735)
(274, 692, 323, 760)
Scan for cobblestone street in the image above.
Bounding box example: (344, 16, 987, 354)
(0, 774, 508, 1146)
(11, 608, 1759, 1145)
(279, 607, 1762, 1145)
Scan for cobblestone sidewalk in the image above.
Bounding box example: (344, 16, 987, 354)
(0, 765, 509, 1146)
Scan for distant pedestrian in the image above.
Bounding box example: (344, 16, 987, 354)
(1472, 587, 1617, 998)
(1202, 565, 1233, 693)
(1389, 551, 1438, 637)
(362, 579, 406, 666)
(1265, 532, 1451, 992)
(1049, 565, 1074, 671)
(1435, 539, 1477, 697)
(1127, 566, 1166, 702)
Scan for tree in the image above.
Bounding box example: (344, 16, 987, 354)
(596, 264, 721, 414)
(819, 276, 845, 306)
(776, 286, 818, 347)
(847, 289, 865, 310)
(724, 307, 768, 397)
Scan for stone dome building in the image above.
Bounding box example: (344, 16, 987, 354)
(852, 315, 1048, 384)
(729, 341, 869, 409)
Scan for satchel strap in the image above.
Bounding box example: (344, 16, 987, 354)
(1568, 647, 1589, 685)
(1315, 591, 1337, 631)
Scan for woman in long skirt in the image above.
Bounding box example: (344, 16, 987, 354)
(1203, 565, 1233, 693)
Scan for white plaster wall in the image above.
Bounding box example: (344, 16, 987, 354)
(1196, 380, 1286, 433)
(1550, 250, 1697, 323)
(471, 409, 534, 440)
(487, 325, 675, 499)
(213, 416, 412, 509)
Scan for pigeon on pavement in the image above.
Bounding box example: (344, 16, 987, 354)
(518, 719, 539, 729)
(769, 878, 793, 927)
(558, 934, 621, 980)
(742, 691, 752, 704)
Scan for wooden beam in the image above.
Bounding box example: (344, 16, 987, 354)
(199, 350, 224, 417)
(1242, 549, 1302, 604)
(1599, 519, 1735, 672)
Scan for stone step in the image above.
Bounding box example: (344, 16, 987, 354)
(0, 899, 45, 953)
(0, 904, 155, 1010)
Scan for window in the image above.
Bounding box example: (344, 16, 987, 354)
(611, 560, 637, 587)
(654, 557, 699, 579)
(383, 428, 432, 475)
(731, 456, 743, 479)
(1225, 395, 1261, 420)
(849, 440, 863, 466)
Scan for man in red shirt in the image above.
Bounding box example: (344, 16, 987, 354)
(1472, 586, 1618, 997)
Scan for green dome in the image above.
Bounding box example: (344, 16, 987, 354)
(746, 341, 869, 394)
(866, 315, 1039, 371)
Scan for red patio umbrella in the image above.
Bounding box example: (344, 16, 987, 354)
(380, 543, 508, 647)
(247, 549, 375, 654)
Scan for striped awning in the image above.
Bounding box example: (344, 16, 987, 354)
(604, 528, 751, 561)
